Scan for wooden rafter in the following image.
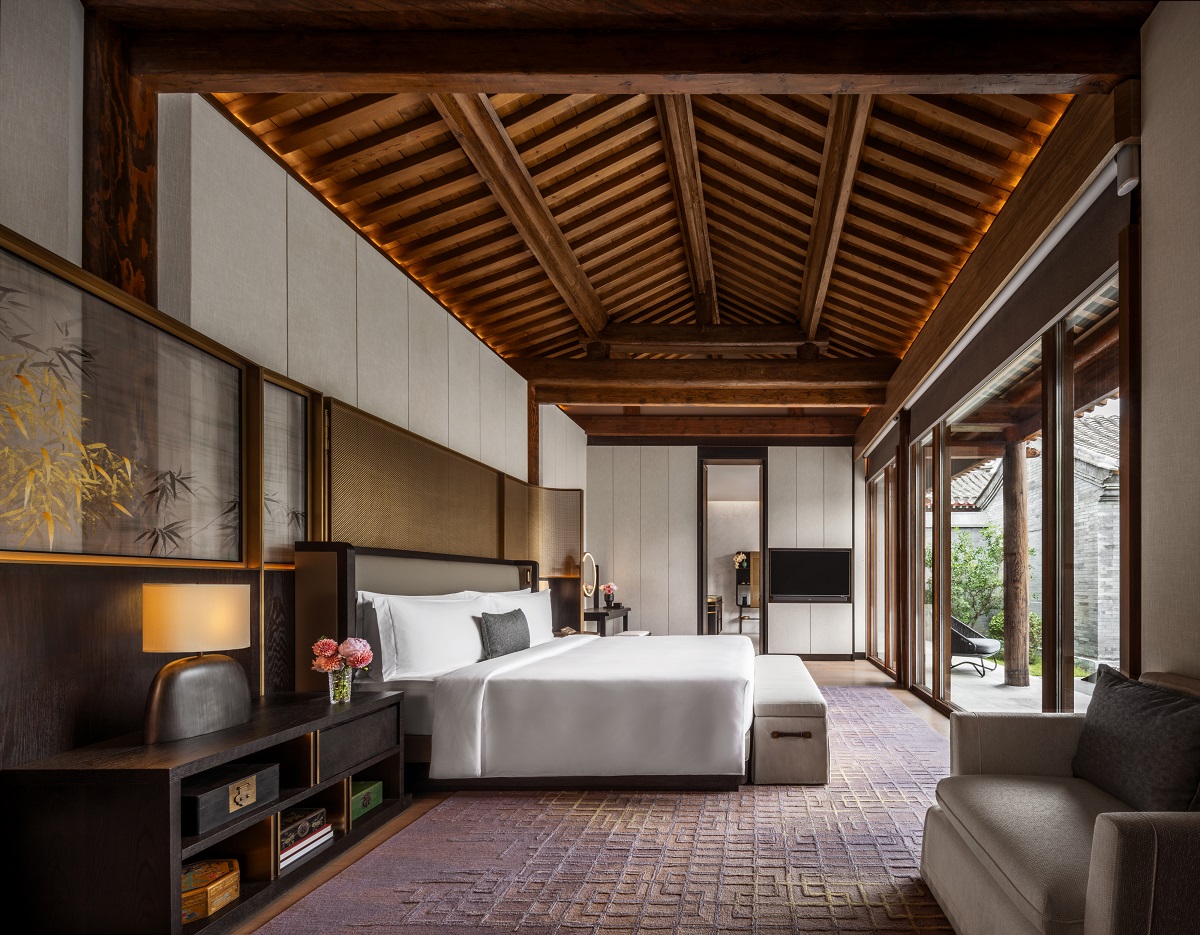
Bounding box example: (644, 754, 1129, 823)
(129, 28, 1140, 96)
(571, 414, 861, 437)
(534, 385, 884, 407)
(654, 94, 718, 325)
(431, 92, 607, 339)
(799, 94, 872, 341)
(511, 357, 897, 388)
(597, 322, 827, 354)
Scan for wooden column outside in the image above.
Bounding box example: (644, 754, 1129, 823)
(83, 14, 158, 303)
(1002, 439, 1031, 686)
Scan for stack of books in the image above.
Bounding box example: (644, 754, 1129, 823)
(278, 806, 332, 870)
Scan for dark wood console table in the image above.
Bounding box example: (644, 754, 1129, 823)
(584, 605, 632, 636)
(3, 692, 407, 934)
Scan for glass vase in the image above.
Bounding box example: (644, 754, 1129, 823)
(328, 667, 353, 703)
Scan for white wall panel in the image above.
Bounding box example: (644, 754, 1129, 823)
(286, 177, 358, 402)
(447, 318, 481, 461)
(505, 368, 528, 480)
(767, 448, 797, 548)
(407, 285, 449, 446)
(823, 447, 853, 548)
(0, 0, 83, 264)
(611, 447, 641, 626)
(795, 447, 824, 547)
(668, 446, 698, 635)
(586, 446, 614, 585)
(810, 604, 854, 654)
(639, 447, 670, 635)
(479, 351, 509, 473)
(355, 238, 409, 428)
(768, 604, 810, 654)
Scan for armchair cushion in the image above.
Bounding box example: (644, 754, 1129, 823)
(936, 775, 1134, 935)
(951, 711, 1086, 777)
(1072, 665, 1200, 812)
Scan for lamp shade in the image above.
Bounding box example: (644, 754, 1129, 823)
(142, 583, 252, 653)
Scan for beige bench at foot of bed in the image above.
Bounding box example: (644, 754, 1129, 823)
(752, 655, 829, 785)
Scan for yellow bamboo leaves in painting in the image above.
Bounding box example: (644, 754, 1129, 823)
(0, 320, 138, 550)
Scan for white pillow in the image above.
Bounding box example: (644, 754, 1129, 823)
(463, 588, 531, 599)
(484, 588, 554, 646)
(358, 592, 490, 680)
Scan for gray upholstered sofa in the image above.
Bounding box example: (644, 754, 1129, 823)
(921, 672, 1200, 935)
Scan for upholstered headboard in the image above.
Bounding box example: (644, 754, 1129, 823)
(293, 542, 537, 691)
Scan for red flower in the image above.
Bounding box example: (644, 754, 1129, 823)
(312, 638, 339, 658)
(312, 654, 345, 673)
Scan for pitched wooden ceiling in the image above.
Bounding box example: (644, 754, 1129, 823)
(88, 0, 1152, 440)
(212, 89, 1065, 363)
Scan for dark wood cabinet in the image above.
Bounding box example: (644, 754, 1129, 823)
(2, 692, 407, 934)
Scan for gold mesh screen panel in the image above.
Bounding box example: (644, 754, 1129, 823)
(503, 476, 530, 561)
(532, 486, 583, 578)
(328, 401, 502, 557)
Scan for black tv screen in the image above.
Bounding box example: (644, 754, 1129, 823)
(768, 548, 852, 602)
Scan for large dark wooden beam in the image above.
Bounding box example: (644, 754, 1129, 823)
(799, 94, 872, 340)
(536, 385, 884, 407)
(855, 84, 1139, 459)
(511, 357, 898, 388)
(430, 93, 607, 339)
(654, 95, 718, 325)
(83, 13, 157, 303)
(573, 414, 861, 438)
(598, 322, 812, 353)
(127, 28, 1138, 95)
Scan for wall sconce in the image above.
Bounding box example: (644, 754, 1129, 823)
(142, 583, 252, 744)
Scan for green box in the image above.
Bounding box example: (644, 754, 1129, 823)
(350, 779, 384, 822)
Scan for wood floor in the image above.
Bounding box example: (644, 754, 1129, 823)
(233, 660, 947, 933)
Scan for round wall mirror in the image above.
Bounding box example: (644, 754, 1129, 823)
(581, 551, 598, 598)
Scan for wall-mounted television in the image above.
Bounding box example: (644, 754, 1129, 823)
(768, 548, 852, 603)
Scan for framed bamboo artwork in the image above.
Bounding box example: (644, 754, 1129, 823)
(262, 379, 308, 564)
(0, 244, 242, 561)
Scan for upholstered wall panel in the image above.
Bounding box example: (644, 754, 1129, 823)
(639, 447, 670, 636)
(667, 447, 699, 635)
(479, 350, 509, 474)
(853, 461, 868, 650)
(1141, 2, 1200, 678)
(355, 238, 409, 429)
(448, 319, 482, 461)
(767, 448, 797, 549)
(539, 404, 587, 492)
(611, 447, 642, 624)
(286, 177, 357, 402)
(824, 447, 854, 548)
(505, 368, 528, 481)
(407, 285, 450, 447)
(0, 0, 83, 265)
(586, 446, 614, 593)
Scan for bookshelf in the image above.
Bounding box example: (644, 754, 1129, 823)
(2, 692, 407, 934)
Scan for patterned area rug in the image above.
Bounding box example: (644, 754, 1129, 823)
(258, 687, 951, 933)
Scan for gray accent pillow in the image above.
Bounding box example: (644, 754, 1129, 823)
(479, 608, 530, 660)
(1072, 665, 1200, 811)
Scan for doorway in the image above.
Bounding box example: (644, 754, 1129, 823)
(699, 451, 767, 654)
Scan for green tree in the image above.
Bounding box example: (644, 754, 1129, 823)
(925, 524, 1005, 626)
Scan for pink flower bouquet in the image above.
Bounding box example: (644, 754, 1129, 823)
(313, 636, 373, 702)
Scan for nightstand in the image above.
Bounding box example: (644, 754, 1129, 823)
(584, 605, 632, 636)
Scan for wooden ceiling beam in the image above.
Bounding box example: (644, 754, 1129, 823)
(654, 94, 719, 326)
(572, 413, 862, 437)
(855, 87, 1138, 459)
(430, 93, 608, 339)
(599, 323, 814, 353)
(536, 385, 884, 407)
(512, 356, 897, 388)
(129, 28, 1139, 96)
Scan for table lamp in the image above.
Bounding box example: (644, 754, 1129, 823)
(142, 583, 252, 744)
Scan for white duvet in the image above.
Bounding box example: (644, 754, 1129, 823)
(430, 634, 755, 779)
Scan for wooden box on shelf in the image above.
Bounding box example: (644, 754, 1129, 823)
(1, 691, 407, 935)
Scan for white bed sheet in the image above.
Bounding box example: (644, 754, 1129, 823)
(384, 675, 441, 734)
(430, 634, 755, 779)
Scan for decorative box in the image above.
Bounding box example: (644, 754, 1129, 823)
(181, 859, 240, 923)
(181, 763, 279, 835)
(278, 805, 328, 852)
(350, 779, 384, 821)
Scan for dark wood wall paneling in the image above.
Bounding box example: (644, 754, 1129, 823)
(0, 565, 259, 770)
(82, 12, 157, 304)
(264, 570, 297, 694)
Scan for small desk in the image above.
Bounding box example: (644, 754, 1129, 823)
(583, 605, 631, 636)
(705, 595, 724, 634)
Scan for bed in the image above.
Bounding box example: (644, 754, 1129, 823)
(295, 542, 754, 790)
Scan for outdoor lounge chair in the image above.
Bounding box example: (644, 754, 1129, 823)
(950, 617, 1002, 677)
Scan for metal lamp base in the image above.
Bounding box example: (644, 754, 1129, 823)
(144, 654, 251, 744)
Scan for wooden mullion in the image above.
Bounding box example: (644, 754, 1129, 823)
(932, 423, 953, 703)
(1041, 323, 1075, 712)
(1118, 223, 1141, 678)
(895, 411, 913, 688)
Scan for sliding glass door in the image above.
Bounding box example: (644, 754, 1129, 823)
(867, 463, 898, 675)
